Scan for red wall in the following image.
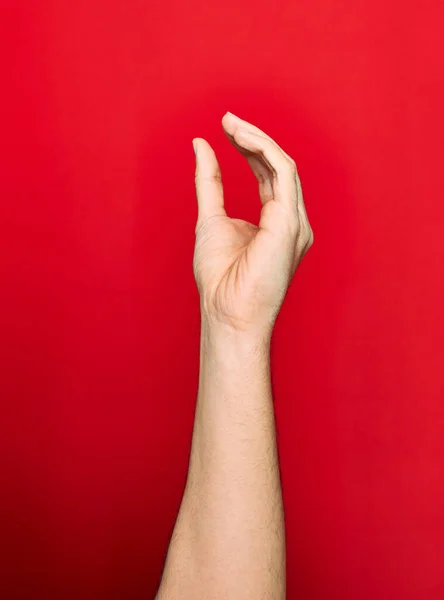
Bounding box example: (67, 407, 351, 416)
(1, 1, 443, 598)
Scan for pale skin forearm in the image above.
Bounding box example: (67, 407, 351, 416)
(156, 111, 313, 599)
(157, 320, 285, 599)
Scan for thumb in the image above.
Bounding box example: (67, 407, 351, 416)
(193, 138, 226, 229)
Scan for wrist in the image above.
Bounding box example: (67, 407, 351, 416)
(197, 315, 273, 413)
(200, 314, 271, 364)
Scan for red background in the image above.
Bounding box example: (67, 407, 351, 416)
(1, 1, 443, 598)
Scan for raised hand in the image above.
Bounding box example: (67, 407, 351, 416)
(193, 112, 313, 339)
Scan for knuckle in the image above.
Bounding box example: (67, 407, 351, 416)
(286, 213, 300, 238)
(281, 159, 297, 180)
(288, 156, 297, 170)
(287, 157, 297, 175)
(302, 227, 314, 250)
(195, 170, 223, 185)
(212, 168, 223, 183)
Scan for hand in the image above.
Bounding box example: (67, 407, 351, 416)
(192, 112, 314, 339)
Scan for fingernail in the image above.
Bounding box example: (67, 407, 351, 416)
(192, 140, 197, 155)
(226, 111, 240, 120)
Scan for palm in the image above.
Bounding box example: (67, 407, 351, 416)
(192, 112, 313, 333)
(194, 214, 257, 288)
(194, 213, 287, 330)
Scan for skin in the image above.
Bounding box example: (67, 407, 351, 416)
(156, 111, 314, 599)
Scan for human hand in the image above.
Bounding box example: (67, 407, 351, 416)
(192, 112, 314, 340)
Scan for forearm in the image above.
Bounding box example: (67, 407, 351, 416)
(157, 319, 285, 599)
(156, 111, 312, 598)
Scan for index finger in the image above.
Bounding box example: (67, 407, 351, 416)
(223, 113, 300, 213)
(222, 112, 296, 164)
